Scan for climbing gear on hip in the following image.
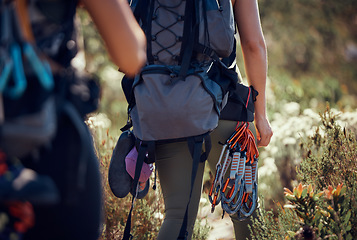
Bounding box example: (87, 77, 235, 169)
(0, 0, 56, 158)
(209, 122, 259, 220)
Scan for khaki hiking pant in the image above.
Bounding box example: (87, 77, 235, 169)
(155, 120, 257, 240)
(155, 140, 205, 240)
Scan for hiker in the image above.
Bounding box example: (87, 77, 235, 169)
(206, 0, 273, 239)
(107, 0, 236, 239)
(108, 0, 271, 239)
(0, 0, 146, 239)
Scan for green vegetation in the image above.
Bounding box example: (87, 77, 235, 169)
(78, 2, 357, 239)
(250, 108, 357, 239)
(1, 1, 356, 239)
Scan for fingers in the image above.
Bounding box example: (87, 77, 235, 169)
(257, 130, 272, 147)
(255, 117, 273, 147)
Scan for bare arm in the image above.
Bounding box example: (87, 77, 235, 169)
(81, 0, 146, 77)
(233, 0, 273, 147)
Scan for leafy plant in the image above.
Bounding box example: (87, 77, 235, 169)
(250, 198, 299, 240)
(250, 107, 357, 239)
(283, 183, 353, 240)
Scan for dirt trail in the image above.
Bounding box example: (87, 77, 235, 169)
(198, 198, 235, 240)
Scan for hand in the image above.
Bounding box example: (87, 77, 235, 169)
(254, 114, 273, 147)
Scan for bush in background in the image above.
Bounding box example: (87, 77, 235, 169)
(250, 107, 357, 239)
(258, 103, 357, 209)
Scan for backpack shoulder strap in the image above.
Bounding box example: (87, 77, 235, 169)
(178, 132, 211, 239)
(122, 139, 155, 240)
(178, 0, 198, 77)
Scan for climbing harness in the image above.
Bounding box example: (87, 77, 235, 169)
(209, 121, 259, 220)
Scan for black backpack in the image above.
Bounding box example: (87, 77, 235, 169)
(0, 0, 100, 158)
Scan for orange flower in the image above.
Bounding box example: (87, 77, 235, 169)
(325, 185, 333, 200)
(284, 187, 293, 195)
(295, 183, 303, 199)
(307, 184, 314, 197)
(333, 183, 343, 197)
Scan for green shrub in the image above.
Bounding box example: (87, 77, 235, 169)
(250, 198, 299, 240)
(250, 107, 357, 239)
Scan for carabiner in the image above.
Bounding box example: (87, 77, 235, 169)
(0, 53, 13, 92)
(221, 151, 245, 204)
(239, 182, 258, 218)
(6, 43, 27, 98)
(209, 164, 222, 210)
(23, 43, 54, 91)
(215, 144, 227, 169)
(209, 183, 222, 213)
(221, 174, 242, 204)
(221, 180, 245, 215)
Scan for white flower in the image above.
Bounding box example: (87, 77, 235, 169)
(86, 113, 111, 129)
(283, 137, 297, 145)
(154, 212, 164, 220)
(258, 157, 278, 178)
(302, 108, 320, 122)
(258, 182, 269, 192)
(282, 102, 300, 117)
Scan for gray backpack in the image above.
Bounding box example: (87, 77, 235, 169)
(124, 0, 235, 141)
(120, 0, 237, 239)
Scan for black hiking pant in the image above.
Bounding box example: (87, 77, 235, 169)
(23, 107, 102, 240)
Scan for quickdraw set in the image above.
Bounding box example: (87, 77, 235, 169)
(209, 122, 259, 220)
